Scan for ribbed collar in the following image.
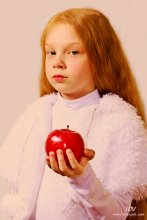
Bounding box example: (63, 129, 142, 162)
(57, 90, 100, 110)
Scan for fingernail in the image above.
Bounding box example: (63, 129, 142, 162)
(66, 149, 72, 154)
(57, 149, 62, 154)
(49, 151, 54, 157)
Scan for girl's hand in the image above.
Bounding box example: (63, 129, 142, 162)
(46, 148, 95, 178)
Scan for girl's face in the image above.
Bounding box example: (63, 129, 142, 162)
(45, 23, 95, 99)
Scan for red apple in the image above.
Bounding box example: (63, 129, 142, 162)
(45, 125, 85, 166)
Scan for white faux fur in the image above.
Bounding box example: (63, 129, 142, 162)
(0, 93, 147, 219)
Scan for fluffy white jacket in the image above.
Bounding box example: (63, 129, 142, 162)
(0, 93, 147, 220)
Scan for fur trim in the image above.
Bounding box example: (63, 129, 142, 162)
(89, 94, 147, 200)
(0, 93, 57, 218)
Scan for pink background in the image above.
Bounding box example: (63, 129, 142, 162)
(0, 1, 147, 219)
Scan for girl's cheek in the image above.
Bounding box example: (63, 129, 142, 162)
(45, 63, 52, 74)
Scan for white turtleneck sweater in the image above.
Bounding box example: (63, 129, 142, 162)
(36, 90, 132, 220)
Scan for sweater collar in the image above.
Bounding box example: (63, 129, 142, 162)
(57, 90, 100, 110)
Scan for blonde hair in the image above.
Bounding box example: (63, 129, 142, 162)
(39, 8, 147, 218)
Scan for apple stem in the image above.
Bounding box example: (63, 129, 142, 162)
(67, 125, 69, 130)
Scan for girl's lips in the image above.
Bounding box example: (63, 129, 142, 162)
(53, 75, 67, 82)
(53, 75, 64, 78)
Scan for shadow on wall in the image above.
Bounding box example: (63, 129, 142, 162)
(0, 179, 10, 220)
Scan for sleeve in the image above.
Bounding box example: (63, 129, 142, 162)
(0, 101, 37, 187)
(67, 164, 132, 220)
(107, 113, 147, 200)
(0, 99, 47, 220)
(0, 95, 56, 220)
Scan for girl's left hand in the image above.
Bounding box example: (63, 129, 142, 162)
(46, 148, 95, 178)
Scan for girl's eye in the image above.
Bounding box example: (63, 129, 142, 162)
(46, 51, 56, 55)
(68, 50, 79, 55)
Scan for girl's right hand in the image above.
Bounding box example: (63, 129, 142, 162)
(46, 148, 95, 178)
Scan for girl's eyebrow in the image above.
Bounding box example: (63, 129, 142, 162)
(45, 42, 81, 48)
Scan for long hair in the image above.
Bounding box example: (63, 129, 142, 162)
(39, 8, 146, 218)
(39, 8, 145, 122)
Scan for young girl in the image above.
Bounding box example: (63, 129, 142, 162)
(0, 8, 147, 220)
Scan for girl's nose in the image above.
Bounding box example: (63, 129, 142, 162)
(53, 57, 66, 69)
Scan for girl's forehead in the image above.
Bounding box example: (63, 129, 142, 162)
(45, 23, 82, 45)
(46, 23, 76, 36)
